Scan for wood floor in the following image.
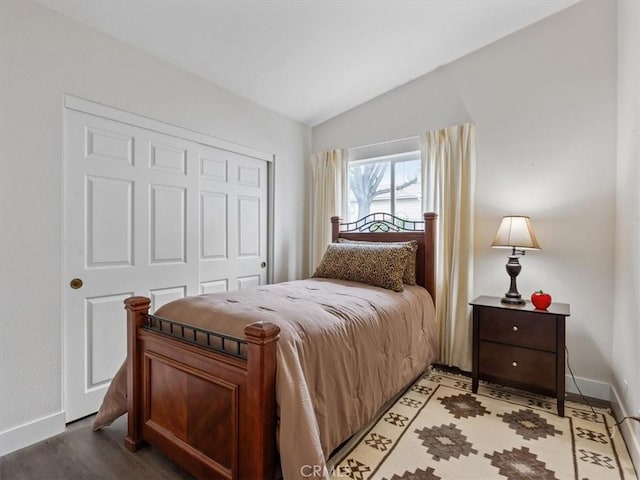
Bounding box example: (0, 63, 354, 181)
(0, 415, 193, 480)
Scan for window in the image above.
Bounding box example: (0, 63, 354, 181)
(347, 150, 422, 223)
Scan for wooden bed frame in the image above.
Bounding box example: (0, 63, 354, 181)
(124, 212, 436, 479)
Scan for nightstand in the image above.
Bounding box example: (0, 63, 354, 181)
(470, 295, 570, 416)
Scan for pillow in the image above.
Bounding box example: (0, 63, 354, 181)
(312, 243, 410, 292)
(337, 238, 418, 285)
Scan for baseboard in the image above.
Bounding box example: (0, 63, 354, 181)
(0, 411, 66, 456)
(611, 385, 640, 472)
(437, 366, 612, 402)
(565, 373, 611, 401)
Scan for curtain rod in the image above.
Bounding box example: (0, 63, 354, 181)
(348, 135, 419, 152)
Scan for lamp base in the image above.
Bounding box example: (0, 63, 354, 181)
(501, 295, 525, 305)
(502, 255, 525, 305)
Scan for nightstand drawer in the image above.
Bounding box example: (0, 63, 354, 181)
(479, 341, 556, 393)
(478, 308, 556, 351)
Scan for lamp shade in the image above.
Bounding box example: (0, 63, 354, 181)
(491, 216, 541, 250)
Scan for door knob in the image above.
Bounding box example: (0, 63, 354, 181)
(260, 262, 267, 269)
(70, 278, 83, 289)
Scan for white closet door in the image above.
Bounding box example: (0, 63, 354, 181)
(199, 145, 268, 293)
(63, 110, 268, 421)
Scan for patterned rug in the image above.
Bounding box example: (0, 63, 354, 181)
(329, 368, 638, 480)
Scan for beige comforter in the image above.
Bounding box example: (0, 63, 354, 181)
(101, 278, 438, 479)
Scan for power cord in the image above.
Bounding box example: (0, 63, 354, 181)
(565, 346, 640, 438)
(565, 346, 597, 417)
(611, 415, 640, 431)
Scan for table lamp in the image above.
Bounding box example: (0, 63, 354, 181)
(491, 216, 541, 305)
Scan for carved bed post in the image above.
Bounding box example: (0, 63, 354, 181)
(331, 216, 341, 243)
(244, 321, 280, 479)
(423, 213, 437, 304)
(124, 296, 151, 452)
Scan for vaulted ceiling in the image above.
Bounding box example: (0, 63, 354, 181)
(37, 0, 579, 126)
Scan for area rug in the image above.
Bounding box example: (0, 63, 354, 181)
(329, 368, 638, 480)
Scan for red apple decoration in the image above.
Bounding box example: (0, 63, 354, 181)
(531, 290, 552, 310)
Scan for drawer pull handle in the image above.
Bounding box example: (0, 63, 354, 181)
(512, 325, 518, 332)
(512, 361, 518, 367)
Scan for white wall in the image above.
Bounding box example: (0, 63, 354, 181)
(0, 0, 310, 453)
(612, 0, 640, 465)
(314, 0, 617, 393)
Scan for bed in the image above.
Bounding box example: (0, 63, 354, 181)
(101, 212, 438, 479)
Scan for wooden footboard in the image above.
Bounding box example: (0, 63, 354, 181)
(124, 297, 280, 479)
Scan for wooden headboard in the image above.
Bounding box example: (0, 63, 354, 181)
(331, 212, 437, 302)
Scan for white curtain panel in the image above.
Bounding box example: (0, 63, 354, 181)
(421, 124, 476, 371)
(310, 149, 347, 272)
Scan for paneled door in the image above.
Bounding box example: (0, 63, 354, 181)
(199, 144, 268, 293)
(63, 106, 268, 422)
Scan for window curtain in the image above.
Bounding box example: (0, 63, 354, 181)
(420, 124, 476, 371)
(310, 149, 348, 272)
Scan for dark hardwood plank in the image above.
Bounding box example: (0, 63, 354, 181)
(0, 415, 193, 480)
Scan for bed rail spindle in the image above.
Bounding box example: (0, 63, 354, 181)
(423, 212, 437, 303)
(331, 216, 341, 243)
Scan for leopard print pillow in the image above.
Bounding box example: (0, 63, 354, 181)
(312, 243, 411, 292)
(337, 238, 418, 285)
